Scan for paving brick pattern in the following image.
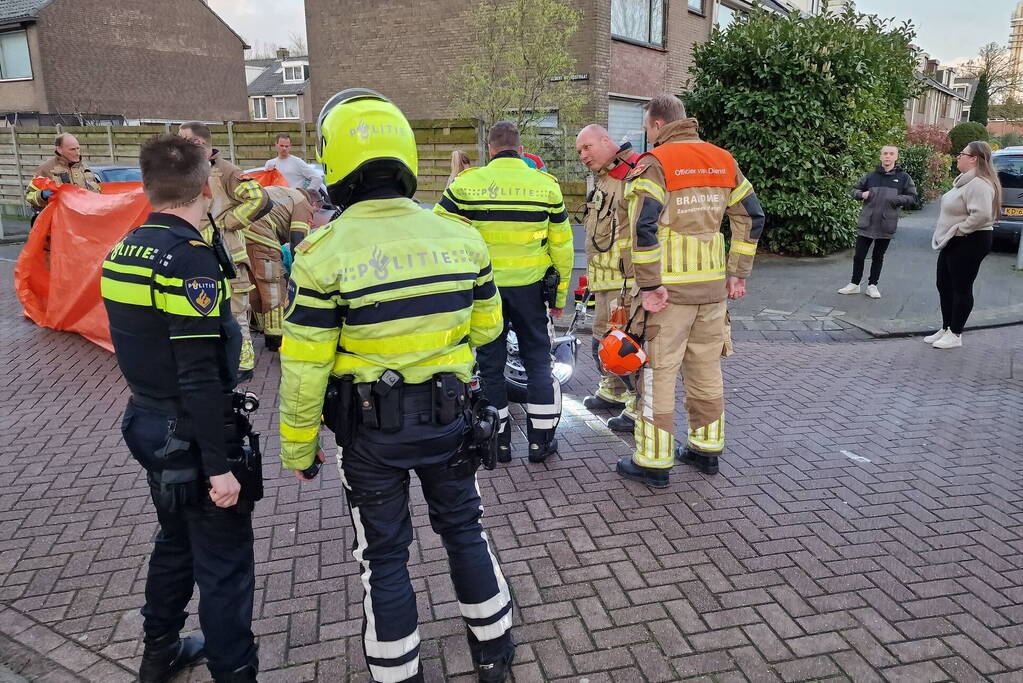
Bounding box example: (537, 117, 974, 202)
(2, 259, 1023, 682)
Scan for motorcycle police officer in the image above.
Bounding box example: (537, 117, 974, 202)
(575, 124, 642, 430)
(278, 89, 516, 683)
(435, 121, 574, 464)
(100, 134, 258, 682)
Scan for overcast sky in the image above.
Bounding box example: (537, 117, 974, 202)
(854, 0, 1019, 64)
(206, 0, 1017, 65)
(206, 0, 306, 55)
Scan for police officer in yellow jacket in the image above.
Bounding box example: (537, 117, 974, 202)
(435, 121, 574, 464)
(616, 95, 765, 488)
(178, 122, 270, 382)
(25, 134, 101, 208)
(575, 124, 642, 429)
(278, 89, 515, 683)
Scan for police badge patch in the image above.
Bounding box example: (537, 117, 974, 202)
(184, 277, 219, 316)
(284, 279, 298, 319)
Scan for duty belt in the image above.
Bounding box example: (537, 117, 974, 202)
(130, 393, 181, 414)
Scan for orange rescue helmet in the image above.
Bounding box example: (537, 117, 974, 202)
(598, 328, 647, 375)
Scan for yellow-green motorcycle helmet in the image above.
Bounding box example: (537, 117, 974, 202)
(316, 88, 418, 208)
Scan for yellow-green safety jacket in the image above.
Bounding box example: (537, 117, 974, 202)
(278, 197, 504, 469)
(434, 154, 574, 308)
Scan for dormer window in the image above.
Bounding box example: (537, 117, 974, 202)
(282, 63, 309, 83)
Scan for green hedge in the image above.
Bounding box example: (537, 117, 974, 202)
(683, 8, 919, 256)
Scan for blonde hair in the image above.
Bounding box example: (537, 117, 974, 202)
(448, 150, 472, 186)
(966, 141, 1002, 219)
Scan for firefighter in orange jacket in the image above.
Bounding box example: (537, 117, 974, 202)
(575, 124, 641, 428)
(616, 95, 765, 488)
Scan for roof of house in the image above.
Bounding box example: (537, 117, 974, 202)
(0, 0, 49, 23)
(247, 57, 309, 97)
(245, 58, 276, 68)
(916, 73, 967, 101)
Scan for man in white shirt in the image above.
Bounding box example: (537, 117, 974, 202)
(264, 133, 324, 191)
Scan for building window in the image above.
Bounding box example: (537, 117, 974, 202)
(917, 94, 926, 115)
(611, 0, 665, 47)
(0, 30, 32, 80)
(275, 96, 300, 120)
(251, 97, 267, 120)
(609, 98, 649, 152)
(716, 4, 742, 28)
(283, 64, 308, 83)
(689, 0, 705, 13)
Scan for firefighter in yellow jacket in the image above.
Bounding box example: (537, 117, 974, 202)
(435, 121, 574, 464)
(278, 89, 515, 682)
(25, 134, 101, 208)
(575, 124, 642, 430)
(244, 185, 319, 352)
(178, 122, 270, 382)
(616, 95, 765, 488)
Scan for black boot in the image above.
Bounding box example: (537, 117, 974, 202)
(139, 632, 205, 683)
(675, 444, 719, 475)
(236, 369, 254, 384)
(615, 457, 669, 488)
(583, 393, 624, 410)
(607, 413, 635, 433)
(528, 438, 558, 463)
(264, 334, 282, 352)
(477, 648, 515, 682)
(470, 633, 515, 683)
(496, 421, 512, 463)
(213, 664, 258, 683)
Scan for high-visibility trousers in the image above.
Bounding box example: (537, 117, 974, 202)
(247, 243, 287, 341)
(230, 264, 255, 372)
(632, 299, 730, 470)
(591, 289, 633, 402)
(339, 394, 514, 682)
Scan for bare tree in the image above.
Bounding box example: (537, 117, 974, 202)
(288, 31, 307, 56)
(449, 0, 585, 133)
(961, 42, 1022, 103)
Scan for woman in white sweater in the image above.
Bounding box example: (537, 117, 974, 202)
(926, 140, 1000, 349)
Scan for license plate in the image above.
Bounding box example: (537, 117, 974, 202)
(1004, 207, 1023, 216)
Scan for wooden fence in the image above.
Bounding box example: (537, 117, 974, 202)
(1, 118, 587, 221)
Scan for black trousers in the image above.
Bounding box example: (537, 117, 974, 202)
(476, 280, 561, 444)
(936, 231, 993, 334)
(121, 401, 257, 678)
(338, 394, 513, 682)
(851, 236, 891, 285)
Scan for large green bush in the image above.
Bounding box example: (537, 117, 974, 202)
(949, 122, 990, 153)
(900, 144, 953, 206)
(684, 8, 919, 256)
(997, 132, 1023, 148)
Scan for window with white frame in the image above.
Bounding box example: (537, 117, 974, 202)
(282, 64, 308, 83)
(250, 97, 267, 120)
(611, 0, 664, 47)
(609, 98, 649, 152)
(0, 30, 32, 80)
(712, 2, 744, 27)
(275, 96, 300, 120)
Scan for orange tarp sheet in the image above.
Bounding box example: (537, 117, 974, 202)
(14, 169, 287, 351)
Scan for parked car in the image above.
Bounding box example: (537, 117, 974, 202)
(92, 165, 142, 183)
(992, 147, 1023, 250)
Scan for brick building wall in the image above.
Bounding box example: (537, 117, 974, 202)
(307, 0, 708, 129)
(34, 0, 247, 121)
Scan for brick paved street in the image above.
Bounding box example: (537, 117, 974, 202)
(2, 257, 1023, 682)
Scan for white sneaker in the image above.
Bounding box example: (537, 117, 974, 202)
(837, 283, 861, 295)
(866, 285, 881, 299)
(932, 331, 962, 349)
(923, 328, 947, 343)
